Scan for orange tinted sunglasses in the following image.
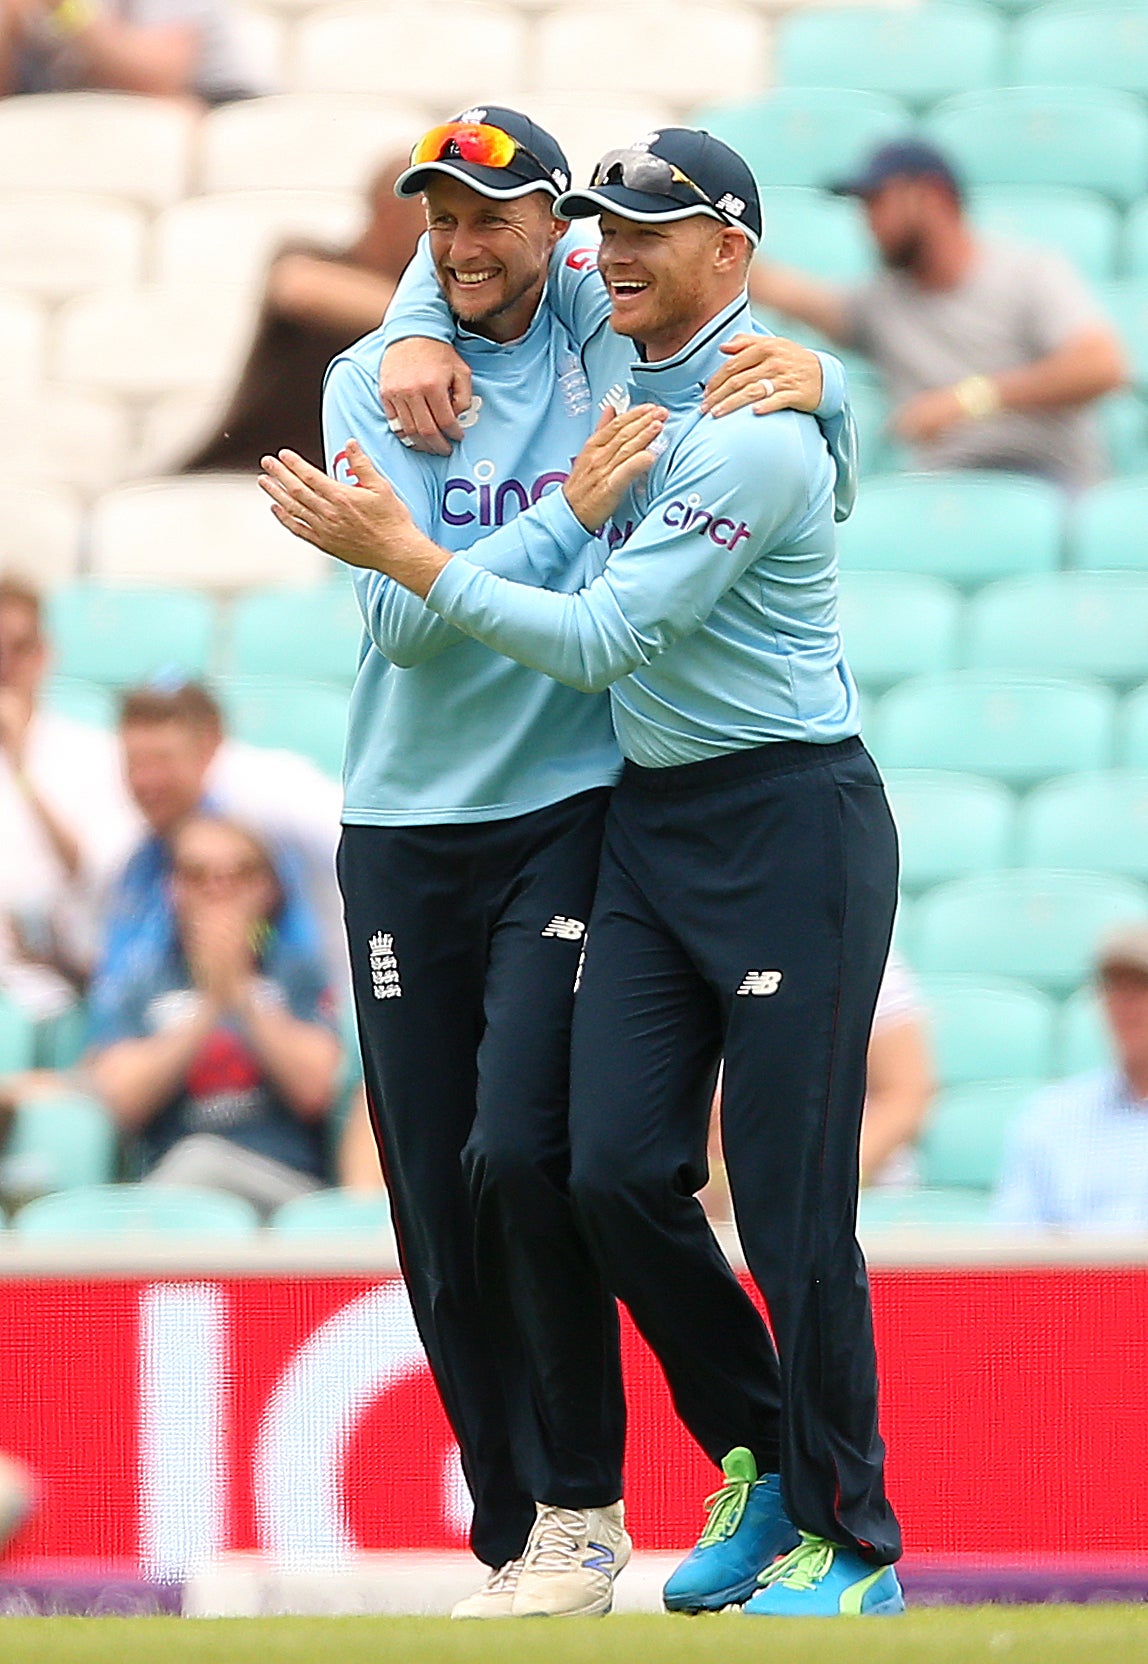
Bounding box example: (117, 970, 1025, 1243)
(410, 120, 549, 177)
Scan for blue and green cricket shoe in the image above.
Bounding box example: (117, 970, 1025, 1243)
(662, 1448, 800, 1613)
(742, 1532, 905, 1617)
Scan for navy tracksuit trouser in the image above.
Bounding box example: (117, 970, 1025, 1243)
(338, 789, 625, 1571)
(568, 737, 903, 1565)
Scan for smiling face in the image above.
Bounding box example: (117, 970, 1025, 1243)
(596, 211, 751, 361)
(424, 175, 563, 342)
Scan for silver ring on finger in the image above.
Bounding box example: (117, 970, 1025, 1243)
(387, 415, 405, 434)
(760, 378, 776, 399)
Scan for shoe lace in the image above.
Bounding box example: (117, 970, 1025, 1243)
(524, 1506, 588, 1573)
(484, 1556, 524, 1594)
(756, 1532, 836, 1592)
(698, 1473, 753, 1547)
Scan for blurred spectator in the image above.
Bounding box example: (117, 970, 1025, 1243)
(180, 157, 426, 473)
(0, 575, 138, 1022)
(751, 138, 1126, 489)
(860, 952, 935, 1188)
(87, 811, 341, 1213)
(995, 923, 1148, 1230)
(0, 0, 260, 102)
(93, 679, 346, 998)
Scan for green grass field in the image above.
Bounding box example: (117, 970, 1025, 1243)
(1, 1609, 1147, 1664)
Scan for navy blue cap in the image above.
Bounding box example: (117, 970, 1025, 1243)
(828, 138, 963, 200)
(395, 105, 571, 202)
(555, 127, 762, 246)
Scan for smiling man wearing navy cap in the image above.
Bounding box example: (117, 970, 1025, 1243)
(752, 134, 1125, 487)
(262, 122, 905, 1620)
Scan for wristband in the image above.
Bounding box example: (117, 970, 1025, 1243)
(47, 0, 98, 37)
(953, 374, 1002, 421)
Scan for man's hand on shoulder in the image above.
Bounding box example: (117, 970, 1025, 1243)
(563, 404, 667, 534)
(702, 334, 825, 420)
(379, 338, 473, 457)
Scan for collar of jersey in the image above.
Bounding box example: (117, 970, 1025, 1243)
(627, 291, 751, 400)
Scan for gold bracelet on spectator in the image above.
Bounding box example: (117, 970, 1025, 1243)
(953, 374, 1002, 421)
(47, 0, 98, 37)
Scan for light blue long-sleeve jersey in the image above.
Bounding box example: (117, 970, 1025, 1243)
(325, 302, 621, 823)
(421, 293, 861, 767)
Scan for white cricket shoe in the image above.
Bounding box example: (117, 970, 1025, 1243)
(450, 1556, 525, 1618)
(0, 1454, 32, 1551)
(512, 1500, 631, 1617)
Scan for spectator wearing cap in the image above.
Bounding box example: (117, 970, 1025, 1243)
(750, 138, 1126, 489)
(995, 924, 1148, 1229)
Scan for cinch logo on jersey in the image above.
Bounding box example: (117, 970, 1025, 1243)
(664, 493, 752, 551)
(736, 970, 782, 996)
(442, 460, 574, 527)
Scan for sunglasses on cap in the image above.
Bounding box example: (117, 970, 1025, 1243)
(591, 146, 719, 212)
(410, 120, 551, 178)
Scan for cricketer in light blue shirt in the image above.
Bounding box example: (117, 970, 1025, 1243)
(333, 229, 856, 809)
(994, 1069, 1148, 1229)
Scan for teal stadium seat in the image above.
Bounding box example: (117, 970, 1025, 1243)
(837, 573, 962, 691)
(1098, 282, 1148, 387)
(970, 185, 1120, 282)
(220, 678, 348, 779)
(967, 573, 1148, 687)
(774, 3, 1005, 110)
(917, 973, 1057, 1086)
(14, 1182, 260, 1237)
(1121, 200, 1148, 279)
(912, 869, 1148, 994)
(696, 88, 910, 191)
(1071, 478, 1148, 570)
(0, 1093, 117, 1198)
(0, 997, 35, 1073)
(857, 1187, 995, 1228)
(1018, 770, 1148, 880)
(925, 88, 1148, 206)
(836, 472, 1063, 587)
(1122, 682, 1148, 765)
(271, 1189, 393, 1236)
(757, 188, 872, 282)
(882, 769, 1014, 891)
(873, 672, 1115, 787)
(920, 1080, 1036, 1189)
(1095, 395, 1148, 477)
(1014, 3, 1148, 100)
(1059, 985, 1111, 1074)
(48, 584, 214, 687)
(229, 582, 363, 685)
(846, 380, 904, 476)
(42, 677, 118, 729)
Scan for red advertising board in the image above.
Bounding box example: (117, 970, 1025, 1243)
(2, 1267, 1146, 1573)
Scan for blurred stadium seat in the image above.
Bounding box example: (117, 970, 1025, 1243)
(0, 388, 131, 498)
(912, 868, 1148, 994)
(0, 997, 35, 1073)
(0, 483, 84, 586)
(293, 1, 529, 102)
(838, 572, 962, 690)
(196, 95, 426, 195)
(925, 87, 1148, 205)
(518, 98, 678, 191)
(47, 584, 215, 686)
(873, 672, 1115, 787)
(0, 291, 47, 385)
(1120, 199, 1148, 279)
(966, 573, 1148, 687)
(1017, 769, 1148, 880)
(0, 194, 146, 301)
(970, 185, 1121, 282)
(847, 379, 902, 475)
(1013, 2, 1148, 100)
(135, 391, 229, 479)
(271, 1189, 392, 1234)
(883, 768, 1015, 891)
(774, 2, 1005, 110)
(153, 190, 364, 288)
(857, 1185, 995, 1227)
(1070, 477, 1148, 570)
(1095, 394, 1148, 477)
(88, 477, 329, 590)
(41, 677, 118, 729)
(757, 187, 873, 281)
(920, 1079, 1036, 1189)
(13, 1184, 261, 1237)
(1058, 983, 1111, 1074)
(836, 472, 1063, 587)
(1097, 280, 1148, 388)
(1122, 681, 1148, 765)
(695, 88, 911, 191)
(55, 284, 257, 401)
(229, 584, 362, 682)
(538, 3, 767, 106)
(0, 92, 194, 207)
(219, 677, 348, 777)
(1, 1093, 117, 1200)
(918, 972, 1057, 1086)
